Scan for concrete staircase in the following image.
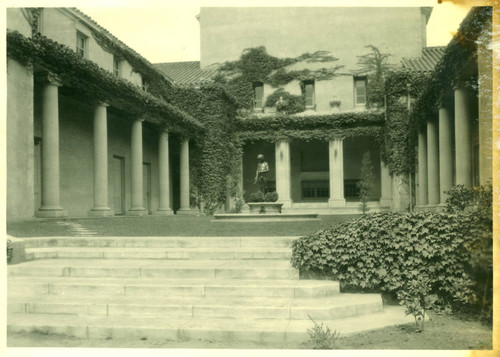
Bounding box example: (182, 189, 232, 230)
(7, 236, 412, 347)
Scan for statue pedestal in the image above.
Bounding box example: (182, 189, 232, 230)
(247, 202, 283, 214)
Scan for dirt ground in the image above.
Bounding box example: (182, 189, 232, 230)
(6, 311, 492, 350)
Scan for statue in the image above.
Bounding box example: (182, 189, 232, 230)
(254, 154, 269, 193)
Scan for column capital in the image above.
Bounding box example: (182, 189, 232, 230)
(35, 71, 62, 87)
(94, 101, 110, 108)
(453, 80, 467, 91)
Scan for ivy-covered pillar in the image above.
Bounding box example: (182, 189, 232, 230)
(427, 117, 440, 206)
(454, 84, 472, 188)
(154, 130, 173, 215)
(89, 102, 113, 216)
(438, 104, 454, 205)
(178, 138, 196, 214)
(379, 160, 391, 207)
(36, 72, 66, 218)
(128, 118, 147, 216)
(417, 127, 428, 207)
(328, 139, 345, 208)
(275, 140, 292, 208)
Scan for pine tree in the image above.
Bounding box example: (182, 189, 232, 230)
(357, 151, 375, 214)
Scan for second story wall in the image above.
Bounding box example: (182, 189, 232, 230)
(200, 7, 430, 70)
(35, 8, 143, 87)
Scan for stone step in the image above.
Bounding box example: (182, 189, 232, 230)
(7, 293, 382, 320)
(23, 236, 298, 249)
(7, 306, 414, 345)
(8, 277, 339, 298)
(25, 247, 292, 261)
(8, 258, 299, 280)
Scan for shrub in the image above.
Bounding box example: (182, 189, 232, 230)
(291, 209, 492, 316)
(264, 191, 279, 202)
(248, 191, 265, 202)
(445, 185, 475, 212)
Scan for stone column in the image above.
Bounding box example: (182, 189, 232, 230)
(89, 102, 113, 216)
(36, 73, 66, 218)
(328, 139, 345, 207)
(417, 127, 428, 207)
(178, 138, 195, 214)
(454, 85, 472, 187)
(379, 160, 392, 207)
(439, 104, 454, 204)
(154, 130, 173, 215)
(275, 140, 292, 208)
(427, 118, 440, 206)
(128, 118, 147, 215)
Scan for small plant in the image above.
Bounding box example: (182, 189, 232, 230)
(264, 191, 279, 202)
(397, 274, 438, 331)
(7, 239, 13, 264)
(307, 315, 340, 349)
(248, 191, 265, 202)
(357, 151, 375, 214)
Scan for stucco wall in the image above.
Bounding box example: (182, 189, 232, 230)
(200, 7, 427, 69)
(7, 8, 33, 36)
(7, 58, 35, 222)
(40, 8, 142, 86)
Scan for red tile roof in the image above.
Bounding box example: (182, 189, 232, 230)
(401, 46, 446, 73)
(154, 61, 218, 86)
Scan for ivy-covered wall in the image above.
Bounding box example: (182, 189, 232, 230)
(168, 84, 239, 213)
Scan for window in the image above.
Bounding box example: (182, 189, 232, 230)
(302, 181, 329, 200)
(113, 57, 120, 76)
(303, 80, 315, 108)
(354, 77, 367, 106)
(76, 31, 87, 58)
(253, 82, 264, 109)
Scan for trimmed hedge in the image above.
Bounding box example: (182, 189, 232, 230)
(291, 210, 492, 313)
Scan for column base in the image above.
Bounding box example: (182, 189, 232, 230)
(328, 198, 346, 208)
(36, 208, 67, 218)
(127, 207, 148, 216)
(152, 209, 174, 216)
(89, 208, 114, 217)
(176, 208, 199, 215)
(379, 198, 392, 207)
(279, 200, 293, 209)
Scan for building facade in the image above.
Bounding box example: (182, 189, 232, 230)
(7, 8, 199, 222)
(6, 7, 491, 221)
(195, 7, 432, 213)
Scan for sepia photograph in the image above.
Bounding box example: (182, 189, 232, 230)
(2, 0, 497, 355)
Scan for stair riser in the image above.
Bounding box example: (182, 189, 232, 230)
(9, 267, 299, 280)
(8, 282, 339, 298)
(7, 323, 289, 344)
(27, 250, 291, 261)
(24, 238, 295, 249)
(9, 301, 382, 320)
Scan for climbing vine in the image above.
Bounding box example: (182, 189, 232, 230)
(6, 30, 203, 135)
(169, 83, 238, 213)
(214, 46, 342, 111)
(235, 111, 384, 143)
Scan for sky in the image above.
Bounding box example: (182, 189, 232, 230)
(76, 2, 473, 64)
